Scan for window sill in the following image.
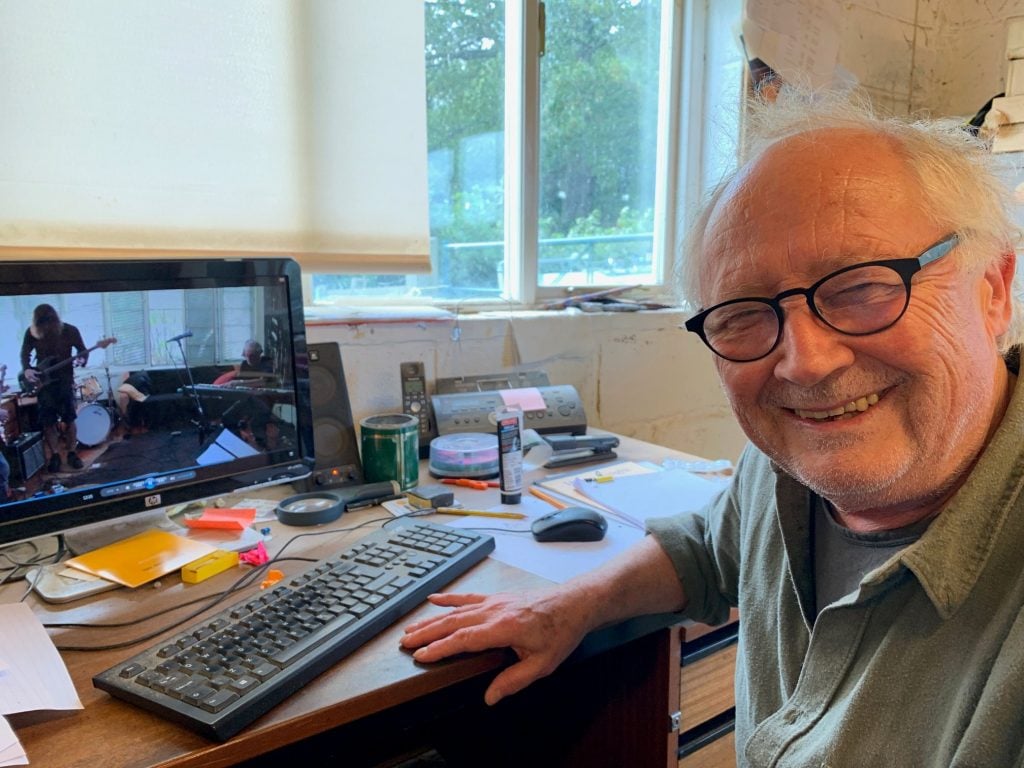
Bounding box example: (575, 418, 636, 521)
(302, 303, 681, 327)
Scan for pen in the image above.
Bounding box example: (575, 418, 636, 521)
(434, 507, 527, 520)
(528, 486, 571, 510)
(439, 478, 499, 489)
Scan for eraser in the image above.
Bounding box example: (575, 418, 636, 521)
(406, 484, 455, 510)
(181, 549, 239, 584)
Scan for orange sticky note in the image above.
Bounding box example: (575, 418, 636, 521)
(183, 508, 257, 531)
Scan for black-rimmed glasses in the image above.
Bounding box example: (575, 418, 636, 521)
(684, 234, 959, 362)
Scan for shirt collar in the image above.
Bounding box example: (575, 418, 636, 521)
(890, 352, 1024, 618)
(773, 348, 1024, 620)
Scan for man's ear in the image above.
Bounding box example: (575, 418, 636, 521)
(983, 249, 1016, 337)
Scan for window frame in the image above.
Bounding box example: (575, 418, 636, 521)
(305, 0, 733, 310)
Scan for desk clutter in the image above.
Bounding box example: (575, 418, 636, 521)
(91, 520, 495, 741)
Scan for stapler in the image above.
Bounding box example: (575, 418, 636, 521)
(542, 434, 619, 469)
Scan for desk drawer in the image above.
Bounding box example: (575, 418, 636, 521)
(676, 621, 738, 768)
(679, 730, 735, 768)
(679, 641, 737, 731)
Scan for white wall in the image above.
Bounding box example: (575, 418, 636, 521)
(307, 310, 747, 465)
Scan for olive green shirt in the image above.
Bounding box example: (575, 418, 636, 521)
(648, 375, 1024, 768)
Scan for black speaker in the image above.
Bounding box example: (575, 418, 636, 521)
(304, 342, 363, 490)
(3, 431, 45, 483)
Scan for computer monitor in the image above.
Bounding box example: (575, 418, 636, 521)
(0, 257, 315, 551)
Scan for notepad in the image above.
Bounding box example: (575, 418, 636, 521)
(572, 467, 728, 528)
(535, 460, 659, 509)
(65, 529, 217, 588)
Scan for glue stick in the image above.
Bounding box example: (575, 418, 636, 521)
(495, 407, 523, 504)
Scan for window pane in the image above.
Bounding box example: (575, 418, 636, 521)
(538, 0, 661, 288)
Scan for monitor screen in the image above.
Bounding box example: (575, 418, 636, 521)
(0, 257, 314, 549)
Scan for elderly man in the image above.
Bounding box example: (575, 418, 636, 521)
(401, 91, 1024, 767)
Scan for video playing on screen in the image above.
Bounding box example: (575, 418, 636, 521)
(0, 259, 314, 547)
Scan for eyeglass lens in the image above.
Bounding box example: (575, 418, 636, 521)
(702, 263, 910, 361)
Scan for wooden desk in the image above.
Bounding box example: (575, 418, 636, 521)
(3, 434, 737, 768)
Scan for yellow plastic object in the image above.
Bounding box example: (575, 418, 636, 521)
(181, 549, 239, 584)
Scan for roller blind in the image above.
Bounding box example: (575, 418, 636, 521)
(0, 0, 431, 274)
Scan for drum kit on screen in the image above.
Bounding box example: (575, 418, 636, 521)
(75, 369, 119, 447)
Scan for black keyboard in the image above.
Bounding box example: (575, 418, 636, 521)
(93, 520, 495, 741)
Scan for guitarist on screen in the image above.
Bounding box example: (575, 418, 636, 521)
(0, 364, 9, 501)
(19, 304, 90, 473)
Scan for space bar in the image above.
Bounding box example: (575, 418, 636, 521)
(270, 613, 359, 667)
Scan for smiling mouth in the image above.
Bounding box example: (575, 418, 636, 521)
(793, 393, 880, 421)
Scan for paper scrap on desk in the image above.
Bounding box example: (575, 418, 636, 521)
(183, 508, 257, 531)
(65, 529, 217, 588)
(572, 467, 728, 527)
(0, 603, 83, 716)
(0, 716, 28, 767)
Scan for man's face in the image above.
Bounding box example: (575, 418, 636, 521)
(243, 345, 260, 365)
(699, 129, 1013, 516)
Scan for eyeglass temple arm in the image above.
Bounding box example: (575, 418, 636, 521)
(919, 234, 959, 267)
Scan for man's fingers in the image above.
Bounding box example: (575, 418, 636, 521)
(402, 592, 487, 636)
(482, 651, 562, 706)
(425, 592, 488, 608)
(407, 618, 512, 661)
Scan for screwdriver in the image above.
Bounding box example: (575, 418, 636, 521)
(439, 478, 499, 490)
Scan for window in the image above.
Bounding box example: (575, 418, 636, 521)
(311, 0, 743, 308)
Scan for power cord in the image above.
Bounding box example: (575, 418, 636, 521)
(45, 513, 406, 651)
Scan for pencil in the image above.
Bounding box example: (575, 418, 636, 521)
(434, 508, 527, 520)
(528, 486, 571, 510)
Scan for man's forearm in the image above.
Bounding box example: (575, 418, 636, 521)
(564, 535, 688, 633)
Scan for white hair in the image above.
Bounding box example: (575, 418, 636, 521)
(676, 87, 1024, 351)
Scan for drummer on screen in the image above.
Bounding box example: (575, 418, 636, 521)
(19, 304, 89, 472)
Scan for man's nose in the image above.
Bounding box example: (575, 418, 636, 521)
(771, 299, 855, 386)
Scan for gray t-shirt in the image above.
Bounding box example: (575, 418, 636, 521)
(812, 494, 933, 613)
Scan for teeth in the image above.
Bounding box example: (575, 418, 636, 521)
(795, 393, 881, 421)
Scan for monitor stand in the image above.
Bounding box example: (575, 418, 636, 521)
(28, 499, 268, 604)
(63, 507, 179, 556)
(25, 508, 182, 604)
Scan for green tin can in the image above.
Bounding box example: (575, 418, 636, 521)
(359, 413, 420, 491)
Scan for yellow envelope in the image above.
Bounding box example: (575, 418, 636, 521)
(65, 530, 217, 588)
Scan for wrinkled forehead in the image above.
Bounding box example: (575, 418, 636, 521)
(697, 129, 928, 303)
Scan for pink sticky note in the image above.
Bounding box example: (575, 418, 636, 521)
(499, 387, 546, 412)
(183, 508, 257, 531)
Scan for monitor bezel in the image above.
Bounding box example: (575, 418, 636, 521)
(0, 256, 315, 548)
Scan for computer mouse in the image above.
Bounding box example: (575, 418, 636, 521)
(531, 506, 608, 542)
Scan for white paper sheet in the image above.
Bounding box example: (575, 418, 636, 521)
(0, 716, 27, 767)
(572, 467, 729, 528)
(0, 603, 83, 715)
(384, 496, 645, 584)
(742, 0, 841, 88)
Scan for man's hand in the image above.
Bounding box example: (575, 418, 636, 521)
(23, 369, 40, 385)
(401, 584, 595, 706)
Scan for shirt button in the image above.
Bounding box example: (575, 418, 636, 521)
(783, 708, 801, 724)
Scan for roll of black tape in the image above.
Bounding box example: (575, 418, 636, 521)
(275, 491, 345, 526)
